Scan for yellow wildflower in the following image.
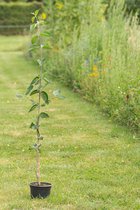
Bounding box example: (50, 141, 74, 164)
(41, 12, 47, 20)
(55, 2, 64, 10)
(89, 72, 99, 78)
(92, 65, 98, 71)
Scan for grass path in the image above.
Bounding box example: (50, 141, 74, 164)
(0, 36, 139, 210)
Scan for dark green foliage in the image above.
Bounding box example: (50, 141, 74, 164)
(39, 112, 49, 118)
(29, 103, 39, 112)
(30, 89, 39, 96)
(41, 91, 49, 104)
(126, 0, 140, 13)
(0, 2, 43, 35)
(103, 0, 140, 20)
(30, 122, 38, 129)
(25, 84, 33, 95)
(126, 0, 140, 20)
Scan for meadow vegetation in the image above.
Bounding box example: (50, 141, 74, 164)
(0, 36, 140, 209)
(40, 0, 140, 133)
(0, 0, 140, 209)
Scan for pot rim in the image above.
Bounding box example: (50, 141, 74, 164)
(30, 182, 52, 187)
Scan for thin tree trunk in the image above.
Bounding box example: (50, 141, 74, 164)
(36, 147, 40, 185)
(35, 21, 43, 186)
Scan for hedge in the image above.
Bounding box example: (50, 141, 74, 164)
(103, 0, 140, 19)
(0, 2, 44, 35)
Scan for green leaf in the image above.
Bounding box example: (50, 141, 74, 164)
(42, 45, 49, 49)
(30, 122, 38, 130)
(43, 77, 50, 84)
(30, 89, 39, 96)
(30, 76, 40, 86)
(30, 23, 37, 32)
(40, 32, 50, 37)
(28, 45, 40, 52)
(41, 103, 46, 107)
(32, 143, 41, 150)
(37, 59, 43, 66)
(31, 16, 35, 23)
(41, 91, 49, 104)
(38, 136, 44, 140)
(39, 112, 49, 119)
(30, 143, 41, 151)
(32, 143, 38, 150)
(35, 9, 40, 17)
(29, 103, 38, 112)
(31, 35, 38, 44)
(43, 44, 52, 49)
(25, 85, 33, 95)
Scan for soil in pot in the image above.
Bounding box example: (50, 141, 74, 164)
(30, 182, 52, 199)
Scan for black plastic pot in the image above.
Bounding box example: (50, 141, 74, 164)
(30, 182, 52, 199)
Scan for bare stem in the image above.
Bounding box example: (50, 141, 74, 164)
(36, 148, 40, 185)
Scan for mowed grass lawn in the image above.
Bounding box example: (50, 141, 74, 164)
(0, 36, 140, 210)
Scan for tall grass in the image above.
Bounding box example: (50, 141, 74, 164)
(44, 0, 140, 132)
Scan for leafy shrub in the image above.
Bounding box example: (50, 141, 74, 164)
(0, 2, 43, 35)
